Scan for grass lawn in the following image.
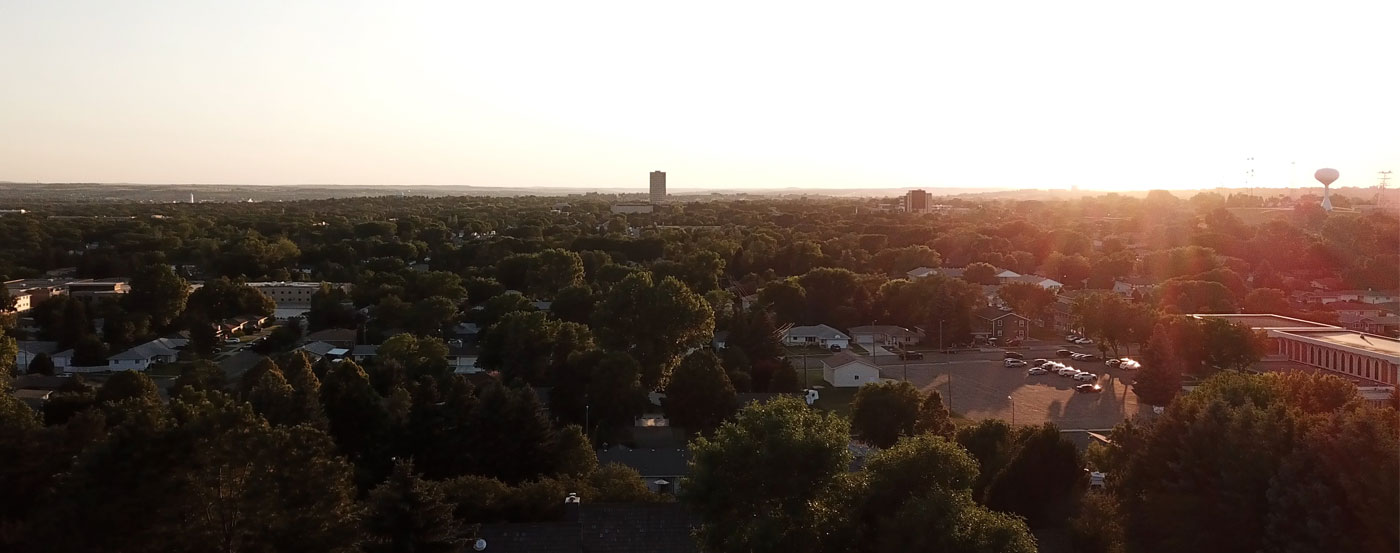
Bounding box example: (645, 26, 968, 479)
(146, 363, 186, 377)
(810, 384, 859, 417)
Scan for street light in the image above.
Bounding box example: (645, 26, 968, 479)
(1008, 395, 1015, 425)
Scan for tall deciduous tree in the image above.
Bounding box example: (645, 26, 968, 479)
(851, 381, 923, 448)
(665, 350, 738, 433)
(683, 398, 852, 553)
(593, 272, 714, 388)
(125, 263, 189, 330)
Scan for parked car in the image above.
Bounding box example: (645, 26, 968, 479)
(224, 338, 240, 345)
(829, 344, 842, 352)
(1056, 349, 1074, 358)
(1119, 359, 1142, 370)
(1081, 354, 1102, 361)
(1027, 367, 1048, 375)
(1004, 351, 1024, 359)
(1058, 366, 1082, 377)
(1042, 361, 1065, 371)
(1105, 359, 1122, 368)
(899, 351, 924, 360)
(1073, 372, 1098, 382)
(1005, 359, 1027, 368)
(1078, 338, 1095, 345)
(1076, 383, 1104, 393)
(1031, 358, 1048, 367)
(1004, 339, 1022, 347)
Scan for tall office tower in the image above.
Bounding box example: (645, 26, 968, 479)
(650, 171, 666, 204)
(905, 189, 929, 213)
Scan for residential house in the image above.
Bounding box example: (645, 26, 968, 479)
(975, 307, 1030, 342)
(783, 324, 851, 349)
(596, 445, 690, 494)
(350, 344, 379, 363)
(846, 325, 924, 347)
(993, 269, 1023, 282)
(15, 341, 60, 372)
(1328, 301, 1389, 319)
(1112, 277, 1156, 297)
(1345, 315, 1400, 338)
(1297, 289, 1400, 306)
(1003, 275, 1063, 291)
(297, 341, 347, 361)
(711, 330, 728, 350)
(448, 343, 479, 373)
(821, 351, 881, 388)
(907, 266, 969, 280)
(303, 328, 357, 348)
(101, 338, 188, 372)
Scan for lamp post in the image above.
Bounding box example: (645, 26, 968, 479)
(1008, 395, 1015, 425)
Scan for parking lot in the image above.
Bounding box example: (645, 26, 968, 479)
(800, 344, 1150, 430)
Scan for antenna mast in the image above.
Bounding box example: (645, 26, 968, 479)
(1379, 170, 1392, 207)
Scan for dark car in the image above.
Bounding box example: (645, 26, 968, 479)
(1076, 383, 1104, 393)
(1004, 351, 1024, 360)
(899, 351, 924, 360)
(829, 344, 843, 352)
(1081, 354, 1102, 361)
(1056, 349, 1074, 358)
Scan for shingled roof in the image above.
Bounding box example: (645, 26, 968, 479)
(475, 503, 698, 553)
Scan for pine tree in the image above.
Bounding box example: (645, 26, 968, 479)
(363, 460, 466, 553)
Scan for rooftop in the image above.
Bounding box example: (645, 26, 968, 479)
(1191, 313, 1341, 331)
(1277, 330, 1400, 359)
(786, 324, 849, 339)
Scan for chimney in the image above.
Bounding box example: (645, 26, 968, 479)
(563, 492, 581, 522)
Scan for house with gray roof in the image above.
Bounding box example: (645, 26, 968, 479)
(782, 324, 850, 349)
(101, 337, 188, 372)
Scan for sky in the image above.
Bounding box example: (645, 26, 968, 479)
(1, 0, 1397, 191)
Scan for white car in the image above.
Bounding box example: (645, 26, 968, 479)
(1073, 372, 1098, 382)
(1027, 367, 1048, 376)
(1105, 359, 1122, 367)
(1004, 359, 1026, 368)
(1078, 338, 1095, 345)
(1057, 366, 1082, 377)
(1119, 360, 1142, 370)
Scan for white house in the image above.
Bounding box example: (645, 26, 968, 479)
(821, 351, 881, 388)
(1005, 274, 1064, 291)
(15, 341, 58, 372)
(906, 267, 939, 279)
(784, 324, 851, 349)
(100, 338, 187, 372)
(846, 325, 924, 347)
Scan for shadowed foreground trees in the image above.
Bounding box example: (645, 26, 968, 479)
(1100, 372, 1398, 553)
(683, 398, 1036, 553)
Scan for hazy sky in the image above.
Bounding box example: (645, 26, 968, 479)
(2, 1, 1397, 191)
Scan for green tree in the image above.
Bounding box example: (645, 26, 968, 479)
(478, 311, 591, 385)
(363, 460, 465, 553)
(664, 350, 738, 433)
(756, 277, 807, 323)
(962, 262, 999, 285)
(593, 272, 714, 388)
(914, 389, 955, 438)
(125, 263, 189, 329)
(851, 381, 923, 448)
(407, 296, 459, 336)
(856, 434, 1037, 553)
(26, 352, 55, 376)
(376, 333, 451, 388)
(169, 360, 227, 398)
(997, 281, 1056, 322)
(320, 360, 393, 486)
(683, 398, 852, 553)
(982, 423, 1083, 528)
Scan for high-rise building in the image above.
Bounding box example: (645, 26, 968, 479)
(650, 171, 666, 204)
(904, 189, 929, 213)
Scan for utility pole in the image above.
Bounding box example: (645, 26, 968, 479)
(1008, 395, 1015, 425)
(1379, 170, 1392, 208)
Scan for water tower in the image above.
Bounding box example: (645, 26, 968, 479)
(1315, 168, 1338, 212)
